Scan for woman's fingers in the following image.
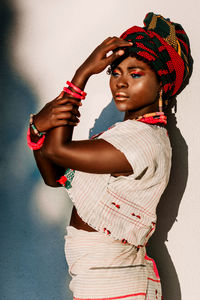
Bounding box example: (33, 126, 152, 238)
(103, 37, 132, 60)
(101, 37, 114, 44)
(105, 49, 125, 64)
(57, 91, 65, 99)
(97, 37, 133, 68)
(101, 36, 131, 47)
(57, 111, 80, 121)
(54, 103, 81, 117)
(105, 36, 131, 46)
(104, 37, 132, 52)
(56, 95, 83, 107)
(33, 93, 82, 132)
(50, 111, 80, 128)
(101, 38, 132, 65)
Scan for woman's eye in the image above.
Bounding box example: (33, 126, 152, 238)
(130, 72, 143, 78)
(111, 70, 120, 77)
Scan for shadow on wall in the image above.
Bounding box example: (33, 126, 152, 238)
(89, 98, 188, 300)
(0, 1, 70, 299)
(147, 110, 188, 300)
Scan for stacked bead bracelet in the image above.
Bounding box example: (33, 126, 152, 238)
(29, 114, 46, 137)
(63, 81, 87, 100)
(27, 127, 45, 150)
(27, 114, 46, 150)
(27, 81, 86, 150)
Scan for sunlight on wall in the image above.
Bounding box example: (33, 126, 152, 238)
(30, 181, 72, 226)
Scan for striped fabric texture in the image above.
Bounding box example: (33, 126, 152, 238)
(67, 120, 172, 246)
(64, 226, 162, 299)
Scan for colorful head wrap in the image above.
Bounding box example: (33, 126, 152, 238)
(120, 12, 193, 100)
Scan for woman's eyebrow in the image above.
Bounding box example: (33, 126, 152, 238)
(128, 66, 145, 70)
(114, 65, 145, 71)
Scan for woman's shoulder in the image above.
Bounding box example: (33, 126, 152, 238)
(101, 119, 171, 160)
(101, 119, 168, 141)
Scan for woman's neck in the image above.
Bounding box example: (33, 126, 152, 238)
(124, 99, 160, 121)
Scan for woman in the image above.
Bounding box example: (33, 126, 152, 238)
(27, 12, 193, 300)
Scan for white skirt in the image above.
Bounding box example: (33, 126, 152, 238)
(64, 226, 162, 300)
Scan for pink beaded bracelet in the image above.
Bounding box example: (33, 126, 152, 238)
(66, 81, 87, 97)
(63, 87, 85, 100)
(27, 128, 45, 150)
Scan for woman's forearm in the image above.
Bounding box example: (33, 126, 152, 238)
(32, 68, 90, 185)
(29, 126, 64, 186)
(32, 67, 91, 184)
(42, 67, 91, 156)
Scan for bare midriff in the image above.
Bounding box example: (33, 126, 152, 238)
(69, 206, 97, 232)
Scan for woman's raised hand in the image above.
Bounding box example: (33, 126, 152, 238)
(79, 37, 132, 77)
(33, 94, 82, 132)
(31, 38, 132, 133)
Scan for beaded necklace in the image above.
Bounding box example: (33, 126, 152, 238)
(91, 112, 167, 140)
(136, 112, 167, 125)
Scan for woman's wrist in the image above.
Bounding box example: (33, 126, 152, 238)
(72, 66, 91, 89)
(29, 125, 41, 143)
(30, 113, 46, 136)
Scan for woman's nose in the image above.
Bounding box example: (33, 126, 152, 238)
(116, 77, 128, 88)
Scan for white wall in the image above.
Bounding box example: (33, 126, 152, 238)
(5, 0, 200, 299)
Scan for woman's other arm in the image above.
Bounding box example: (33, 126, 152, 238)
(31, 66, 89, 186)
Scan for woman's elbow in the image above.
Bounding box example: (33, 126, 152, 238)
(43, 178, 60, 187)
(41, 143, 69, 168)
(39, 167, 61, 187)
(42, 144, 59, 161)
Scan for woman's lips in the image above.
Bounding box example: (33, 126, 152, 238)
(115, 93, 129, 100)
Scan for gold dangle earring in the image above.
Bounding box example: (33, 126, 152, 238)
(159, 89, 163, 112)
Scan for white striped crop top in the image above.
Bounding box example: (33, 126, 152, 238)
(66, 119, 172, 246)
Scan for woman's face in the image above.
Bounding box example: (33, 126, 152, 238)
(109, 56, 161, 120)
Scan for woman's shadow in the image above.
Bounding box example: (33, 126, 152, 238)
(89, 98, 188, 300)
(0, 1, 70, 299)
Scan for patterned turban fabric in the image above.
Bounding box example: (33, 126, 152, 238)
(120, 12, 193, 100)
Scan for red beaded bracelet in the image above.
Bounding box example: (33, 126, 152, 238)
(66, 81, 87, 97)
(27, 128, 45, 150)
(63, 87, 85, 100)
